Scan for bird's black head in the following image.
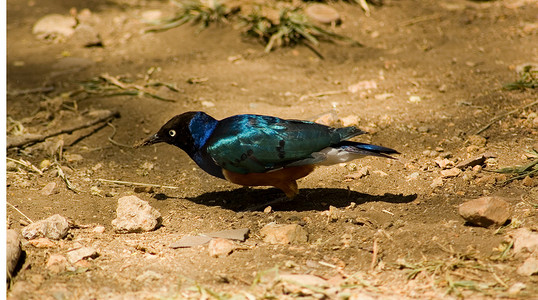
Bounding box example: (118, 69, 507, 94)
(135, 111, 200, 153)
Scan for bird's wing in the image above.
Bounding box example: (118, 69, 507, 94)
(205, 115, 363, 174)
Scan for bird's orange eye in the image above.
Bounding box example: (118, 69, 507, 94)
(169, 130, 176, 137)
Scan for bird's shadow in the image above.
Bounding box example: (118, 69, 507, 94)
(180, 188, 417, 212)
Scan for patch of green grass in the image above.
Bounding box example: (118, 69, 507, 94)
(494, 149, 538, 183)
(241, 7, 361, 58)
(503, 64, 538, 90)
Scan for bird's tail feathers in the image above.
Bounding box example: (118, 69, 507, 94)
(338, 141, 399, 159)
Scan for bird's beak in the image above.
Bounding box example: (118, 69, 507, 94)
(133, 133, 163, 148)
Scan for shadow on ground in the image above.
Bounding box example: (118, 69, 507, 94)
(175, 188, 417, 212)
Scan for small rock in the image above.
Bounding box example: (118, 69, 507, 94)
(374, 93, 394, 101)
(263, 206, 272, 213)
(315, 112, 338, 126)
(417, 126, 430, 133)
(456, 155, 487, 169)
(64, 153, 83, 162)
(40, 182, 58, 195)
(322, 206, 342, 222)
(22, 214, 70, 240)
(208, 238, 236, 257)
(305, 4, 340, 24)
(136, 270, 162, 282)
(46, 254, 68, 273)
(406, 172, 420, 180)
(170, 235, 212, 248)
(409, 96, 421, 103)
(66, 247, 98, 264)
(509, 228, 538, 255)
(508, 282, 527, 295)
(28, 237, 56, 248)
(32, 14, 76, 40)
(260, 223, 308, 244)
(340, 115, 360, 127)
(40, 159, 52, 170)
(92, 225, 105, 233)
(6, 229, 21, 280)
(345, 167, 369, 180)
(201, 100, 215, 108)
(6, 161, 19, 171)
(206, 228, 250, 241)
(111, 195, 162, 233)
(441, 167, 462, 178)
(468, 135, 487, 147)
(458, 196, 510, 228)
(435, 158, 454, 169)
(348, 80, 377, 93)
(430, 177, 444, 188)
(522, 176, 536, 187)
(517, 257, 538, 276)
(141, 10, 163, 21)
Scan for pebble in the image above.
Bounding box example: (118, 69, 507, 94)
(435, 158, 454, 169)
(208, 238, 236, 257)
(66, 247, 99, 264)
(32, 14, 76, 40)
(40, 182, 58, 195)
(408, 96, 421, 103)
(517, 257, 538, 276)
(467, 135, 487, 147)
(46, 254, 68, 273)
(406, 172, 420, 180)
(92, 225, 106, 233)
(340, 115, 360, 127)
(141, 10, 163, 21)
(136, 270, 163, 282)
(28, 237, 56, 248)
(508, 282, 527, 295)
(314, 112, 338, 126)
(509, 228, 538, 255)
(441, 167, 462, 178)
(430, 177, 444, 188)
(6, 229, 21, 280)
(348, 80, 377, 93)
(305, 4, 340, 24)
(456, 154, 487, 169)
(22, 214, 70, 240)
(111, 195, 162, 233)
(260, 223, 308, 244)
(521, 176, 536, 187)
(458, 196, 510, 228)
(417, 126, 430, 133)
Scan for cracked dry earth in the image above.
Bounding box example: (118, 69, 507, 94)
(6, 0, 538, 299)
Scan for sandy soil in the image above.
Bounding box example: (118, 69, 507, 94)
(6, 0, 538, 298)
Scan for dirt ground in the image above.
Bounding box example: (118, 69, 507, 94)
(6, 0, 538, 298)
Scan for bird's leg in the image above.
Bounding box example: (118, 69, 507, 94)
(243, 180, 298, 211)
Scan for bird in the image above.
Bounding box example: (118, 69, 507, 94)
(136, 111, 398, 198)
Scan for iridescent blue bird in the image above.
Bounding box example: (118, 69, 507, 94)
(138, 112, 398, 198)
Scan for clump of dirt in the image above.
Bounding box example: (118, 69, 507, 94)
(6, 0, 538, 298)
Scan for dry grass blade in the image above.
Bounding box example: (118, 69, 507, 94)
(6, 158, 43, 175)
(145, 0, 237, 33)
(56, 165, 80, 193)
(97, 178, 181, 189)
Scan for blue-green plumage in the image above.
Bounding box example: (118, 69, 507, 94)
(139, 111, 398, 180)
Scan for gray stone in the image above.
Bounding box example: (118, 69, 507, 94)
(206, 228, 250, 241)
(112, 195, 162, 233)
(66, 247, 99, 264)
(6, 229, 21, 280)
(458, 197, 510, 227)
(170, 235, 212, 248)
(22, 214, 70, 240)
